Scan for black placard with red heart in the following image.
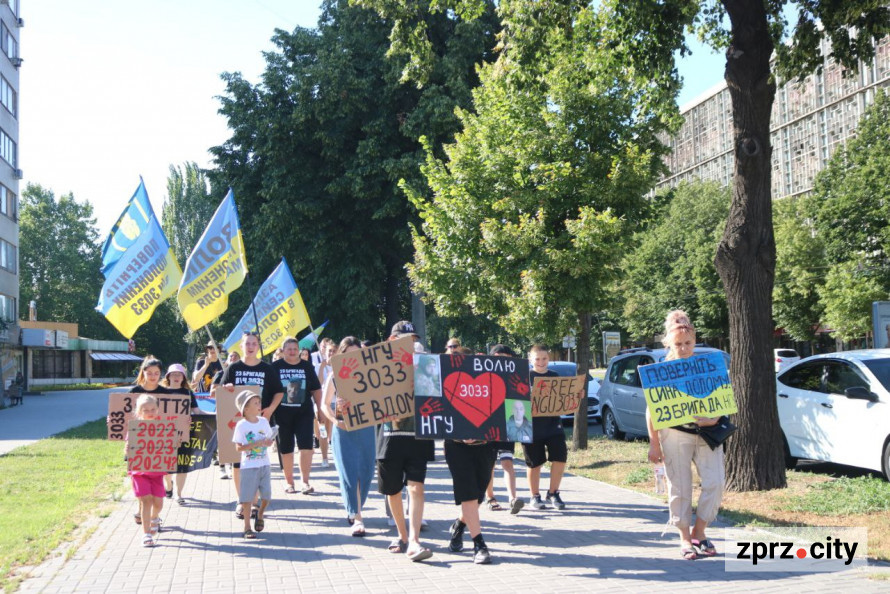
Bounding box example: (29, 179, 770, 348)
(414, 354, 530, 441)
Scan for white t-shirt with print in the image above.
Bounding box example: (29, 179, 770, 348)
(232, 417, 273, 469)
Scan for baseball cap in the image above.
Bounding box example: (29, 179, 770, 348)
(390, 320, 418, 338)
(236, 390, 260, 414)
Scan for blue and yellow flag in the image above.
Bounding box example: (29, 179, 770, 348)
(177, 189, 248, 331)
(96, 181, 183, 338)
(222, 258, 312, 357)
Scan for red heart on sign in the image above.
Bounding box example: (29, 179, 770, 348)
(442, 372, 507, 428)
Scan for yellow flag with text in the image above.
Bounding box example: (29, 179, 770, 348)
(176, 189, 247, 331)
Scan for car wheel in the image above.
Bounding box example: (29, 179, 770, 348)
(882, 440, 890, 481)
(602, 407, 625, 441)
(783, 433, 797, 470)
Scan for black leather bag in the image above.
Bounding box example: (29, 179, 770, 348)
(697, 416, 737, 450)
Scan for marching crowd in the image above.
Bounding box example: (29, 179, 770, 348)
(120, 311, 726, 564)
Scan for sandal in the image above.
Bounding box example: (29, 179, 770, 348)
(254, 517, 265, 532)
(235, 504, 244, 519)
(285, 485, 297, 494)
(142, 534, 154, 547)
(301, 484, 314, 495)
(177, 497, 186, 506)
(487, 498, 503, 511)
(244, 530, 257, 539)
(681, 546, 698, 560)
(351, 521, 366, 537)
(133, 513, 142, 525)
(692, 539, 717, 557)
(150, 518, 161, 535)
(251, 506, 258, 520)
(388, 538, 408, 554)
(406, 544, 433, 562)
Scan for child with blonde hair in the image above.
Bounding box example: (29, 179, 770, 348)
(128, 394, 166, 547)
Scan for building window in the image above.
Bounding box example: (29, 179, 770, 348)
(0, 75, 15, 117)
(0, 293, 15, 321)
(0, 22, 16, 61)
(0, 128, 15, 167)
(0, 184, 14, 219)
(0, 239, 15, 273)
(34, 351, 72, 379)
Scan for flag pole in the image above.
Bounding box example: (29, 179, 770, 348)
(245, 270, 265, 359)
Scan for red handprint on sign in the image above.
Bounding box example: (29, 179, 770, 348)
(227, 412, 242, 430)
(509, 374, 530, 397)
(485, 427, 501, 441)
(339, 358, 358, 379)
(419, 398, 444, 417)
(448, 354, 465, 368)
(391, 348, 414, 366)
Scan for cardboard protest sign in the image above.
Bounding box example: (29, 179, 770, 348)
(126, 418, 179, 473)
(176, 413, 218, 474)
(531, 374, 586, 417)
(107, 392, 191, 443)
(414, 354, 531, 441)
(214, 384, 259, 464)
(639, 352, 737, 430)
(330, 336, 414, 431)
(107, 392, 136, 441)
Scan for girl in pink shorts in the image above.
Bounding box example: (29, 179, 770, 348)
(129, 394, 166, 546)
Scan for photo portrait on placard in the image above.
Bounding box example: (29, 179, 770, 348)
(505, 398, 533, 443)
(414, 354, 441, 397)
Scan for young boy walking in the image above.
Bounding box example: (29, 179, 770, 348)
(232, 390, 275, 538)
(523, 345, 568, 510)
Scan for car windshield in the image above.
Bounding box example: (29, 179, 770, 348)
(776, 350, 798, 358)
(862, 358, 890, 391)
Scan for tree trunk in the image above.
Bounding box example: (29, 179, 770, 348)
(573, 312, 592, 450)
(716, 0, 786, 491)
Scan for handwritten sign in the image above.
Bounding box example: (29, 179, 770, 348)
(108, 392, 191, 443)
(639, 352, 737, 430)
(176, 413, 218, 473)
(414, 354, 530, 441)
(214, 384, 258, 464)
(126, 419, 178, 473)
(531, 374, 586, 417)
(330, 336, 415, 431)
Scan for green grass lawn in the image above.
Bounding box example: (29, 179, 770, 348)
(0, 419, 126, 592)
(567, 432, 890, 561)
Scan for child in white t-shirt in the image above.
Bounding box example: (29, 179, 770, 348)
(232, 390, 275, 539)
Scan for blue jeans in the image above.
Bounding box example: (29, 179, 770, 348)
(332, 425, 376, 516)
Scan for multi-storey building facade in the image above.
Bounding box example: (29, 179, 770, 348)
(657, 36, 890, 199)
(0, 0, 20, 384)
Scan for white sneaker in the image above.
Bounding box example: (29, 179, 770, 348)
(322, 459, 329, 468)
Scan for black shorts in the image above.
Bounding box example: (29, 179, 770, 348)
(444, 441, 497, 505)
(276, 407, 315, 455)
(491, 440, 515, 459)
(376, 455, 430, 495)
(522, 433, 568, 468)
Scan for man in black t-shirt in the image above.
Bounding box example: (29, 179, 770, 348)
(523, 344, 569, 510)
(272, 337, 322, 495)
(193, 341, 223, 393)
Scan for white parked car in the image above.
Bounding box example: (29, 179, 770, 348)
(774, 348, 801, 373)
(776, 350, 890, 478)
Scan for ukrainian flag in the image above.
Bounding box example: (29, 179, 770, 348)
(222, 258, 312, 357)
(96, 181, 183, 338)
(177, 189, 248, 331)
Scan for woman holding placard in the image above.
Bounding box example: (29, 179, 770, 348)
(646, 311, 724, 560)
(320, 336, 376, 537)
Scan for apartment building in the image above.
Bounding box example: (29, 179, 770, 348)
(657, 36, 890, 199)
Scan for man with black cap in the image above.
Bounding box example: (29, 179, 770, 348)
(193, 341, 223, 393)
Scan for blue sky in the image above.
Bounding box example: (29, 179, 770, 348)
(22, 2, 726, 234)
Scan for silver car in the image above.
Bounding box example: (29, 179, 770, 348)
(598, 346, 730, 439)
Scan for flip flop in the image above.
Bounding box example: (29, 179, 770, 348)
(285, 485, 297, 494)
(692, 539, 717, 557)
(388, 538, 407, 553)
(407, 544, 433, 562)
(681, 547, 698, 560)
(244, 530, 257, 539)
(255, 517, 265, 532)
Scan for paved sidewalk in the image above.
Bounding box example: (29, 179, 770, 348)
(16, 440, 889, 593)
(0, 388, 112, 455)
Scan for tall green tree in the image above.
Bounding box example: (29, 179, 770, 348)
(360, 0, 890, 490)
(19, 184, 114, 339)
(622, 182, 730, 343)
(210, 0, 498, 341)
(407, 3, 676, 448)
